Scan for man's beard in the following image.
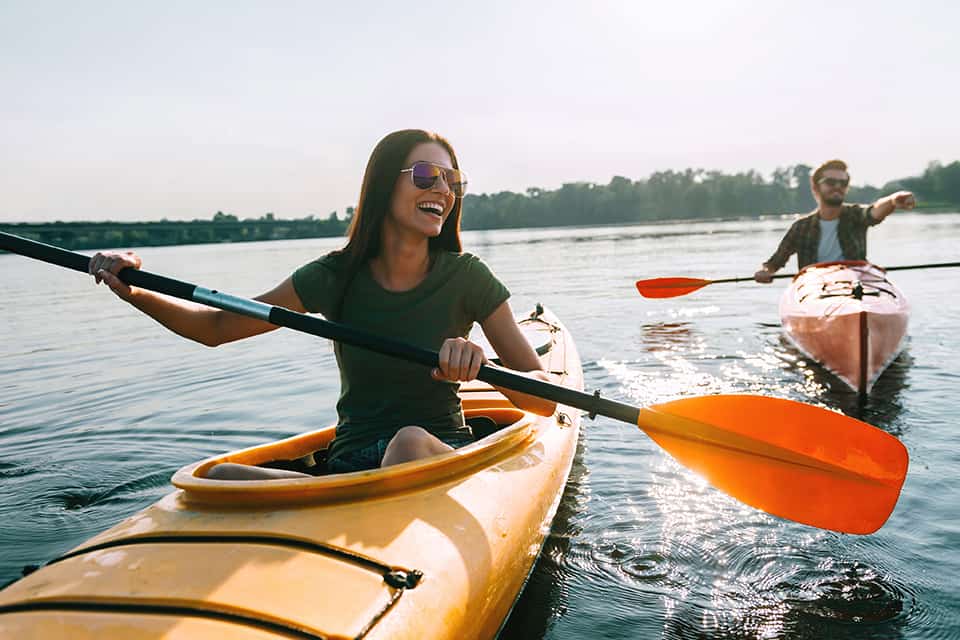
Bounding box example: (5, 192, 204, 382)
(822, 193, 844, 206)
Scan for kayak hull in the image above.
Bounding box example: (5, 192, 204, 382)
(779, 261, 909, 395)
(0, 306, 583, 640)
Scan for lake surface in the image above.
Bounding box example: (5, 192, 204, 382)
(2, 213, 958, 639)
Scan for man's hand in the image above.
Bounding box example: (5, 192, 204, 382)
(754, 268, 774, 283)
(890, 191, 916, 211)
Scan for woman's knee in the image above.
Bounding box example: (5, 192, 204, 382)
(390, 426, 433, 449)
(383, 426, 449, 465)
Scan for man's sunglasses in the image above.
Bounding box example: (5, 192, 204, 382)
(818, 177, 850, 188)
(401, 161, 468, 198)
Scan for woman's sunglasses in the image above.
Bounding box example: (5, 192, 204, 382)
(401, 161, 468, 198)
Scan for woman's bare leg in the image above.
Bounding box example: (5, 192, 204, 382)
(381, 426, 454, 467)
(205, 462, 312, 480)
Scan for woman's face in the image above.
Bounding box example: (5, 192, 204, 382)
(387, 142, 456, 240)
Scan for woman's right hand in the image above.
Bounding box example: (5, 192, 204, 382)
(88, 250, 142, 300)
(432, 337, 487, 383)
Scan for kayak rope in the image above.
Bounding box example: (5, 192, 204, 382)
(7, 533, 424, 639)
(38, 533, 422, 586)
(0, 601, 331, 640)
(798, 264, 898, 301)
(799, 277, 897, 304)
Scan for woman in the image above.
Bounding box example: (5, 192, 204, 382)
(89, 129, 556, 479)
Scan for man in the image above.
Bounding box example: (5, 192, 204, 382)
(754, 159, 916, 282)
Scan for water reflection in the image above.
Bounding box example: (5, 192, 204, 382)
(829, 352, 913, 435)
(646, 461, 911, 640)
(778, 558, 910, 639)
(638, 321, 697, 353)
(776, 337, 912, 433)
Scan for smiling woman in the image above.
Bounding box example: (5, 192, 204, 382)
(80, 128, 558, 478)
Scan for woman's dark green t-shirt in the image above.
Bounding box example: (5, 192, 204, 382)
(291, 251, 510, 463)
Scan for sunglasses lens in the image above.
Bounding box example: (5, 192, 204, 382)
(446, 169, 467, 197)
(411, 162, 440, 190)
(409, 162, 468, 197)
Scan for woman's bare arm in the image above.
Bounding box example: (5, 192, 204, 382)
(91, 250, 306, 347)
(478, 302, 557, 417)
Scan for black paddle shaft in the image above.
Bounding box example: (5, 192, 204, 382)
(717, 261, 960, 284)
(1, 232, 641, 425)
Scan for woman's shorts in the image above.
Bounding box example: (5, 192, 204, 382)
(327, 431, 475, 474)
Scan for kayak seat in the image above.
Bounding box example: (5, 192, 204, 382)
(258, 448, 330, 476)
(466, 415, 501, 439)
(255, 415, 506, 477)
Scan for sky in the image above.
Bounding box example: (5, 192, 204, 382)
(1, 0, 957, 223)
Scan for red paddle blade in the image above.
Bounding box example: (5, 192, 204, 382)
(638, 395, 909, 534)
(635, 277, 712, 298)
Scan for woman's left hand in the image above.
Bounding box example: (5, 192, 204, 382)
(432, 337, 487, 382)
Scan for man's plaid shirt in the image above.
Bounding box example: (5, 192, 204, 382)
(763, 204, 880, 271)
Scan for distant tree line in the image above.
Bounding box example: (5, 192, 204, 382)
(1, 211, 348, 251)
(459, 160, 959, 230)
(894, 160, 960, 208)
(2, 161, 957, 250)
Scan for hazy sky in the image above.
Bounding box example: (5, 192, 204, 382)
(2, 1, 957, 223)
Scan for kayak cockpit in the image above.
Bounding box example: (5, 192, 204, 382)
(171, 309, 567, 507)
(171, 404, 541, 506)
(253, 412, 507, 477)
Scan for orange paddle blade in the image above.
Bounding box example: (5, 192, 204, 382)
(635, 277, 713, 298)
(638, 395, 908, 534)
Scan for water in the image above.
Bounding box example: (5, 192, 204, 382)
(2, 213, 958, 639)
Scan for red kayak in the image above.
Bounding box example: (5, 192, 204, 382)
(779, 261, 909, 395)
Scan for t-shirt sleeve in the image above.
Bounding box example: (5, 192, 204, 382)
(291, 252, 344, 315)
(853, 203, 882, 227)
(462, 254, 510, 322)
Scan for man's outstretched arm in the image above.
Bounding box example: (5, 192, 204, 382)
(871, 191, 916, 222)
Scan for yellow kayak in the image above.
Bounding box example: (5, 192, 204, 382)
(0, 305, 583, 640)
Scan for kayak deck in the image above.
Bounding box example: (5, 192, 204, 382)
(0, 306, 583, 640)
(779, 261, 909, 394)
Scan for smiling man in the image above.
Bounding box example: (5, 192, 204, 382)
(754, 159, 916, 282)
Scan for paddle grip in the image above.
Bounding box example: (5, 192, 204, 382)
(1, 231, 197, 300)
(2, 231, 90, 272)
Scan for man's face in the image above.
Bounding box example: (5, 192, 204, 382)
(814, 169, 849, 206)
